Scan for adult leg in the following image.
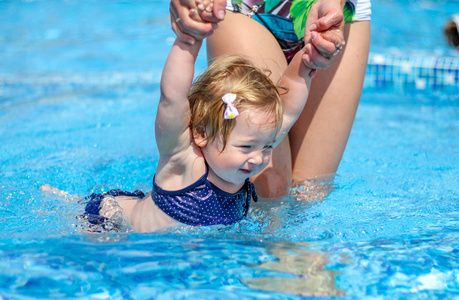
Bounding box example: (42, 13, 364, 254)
(207, 12, 292, 198)
(289, 21, 371, 182)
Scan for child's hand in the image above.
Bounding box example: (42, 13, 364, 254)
(170, 0, 226, 44)
(40, 184, 70, 197)
(195, 0, 215, 21)
(301, 0, 346, 71)
(302, 28, 345, 71)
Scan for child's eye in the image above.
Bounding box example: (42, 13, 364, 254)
(239, 145, 252, 150)
(262, 145, 273, 152)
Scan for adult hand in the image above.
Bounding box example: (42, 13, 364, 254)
(303, 28, 345, 69)
(170, 0, 226, 44)
(196, 0, 227, 21)
(302, 0, 346, 69)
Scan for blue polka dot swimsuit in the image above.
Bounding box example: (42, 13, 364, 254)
(152, 168, 258, 226)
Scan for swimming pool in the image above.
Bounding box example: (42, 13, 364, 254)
(1, 0, 458, 298)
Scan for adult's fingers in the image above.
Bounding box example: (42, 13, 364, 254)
(311, 29, 344, 57)
(304, 0, 344, 44)
(194, 0, 226, 22)
(304, 31, 344, 69)
(303, 2, 319, 44)
(302, 43, 333, 69)
(212, 0, 227, 21)
(310, 31, 334, 55)
(170, 3, 198, 44)
(170, 0, 215, 44)
(195, 0, 213, 21)
(314, 10, 344, 32)
(171, 17, 198, 44)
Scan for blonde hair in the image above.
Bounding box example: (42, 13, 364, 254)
(188, 55, 284, 148)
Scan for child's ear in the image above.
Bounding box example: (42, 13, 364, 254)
(193, 126, 208, 147)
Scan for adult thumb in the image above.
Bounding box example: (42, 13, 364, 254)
(213, 0, 226, 20)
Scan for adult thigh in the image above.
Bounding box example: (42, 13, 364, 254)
(289, 21, 371, 182)
(207, 12, 293, 199)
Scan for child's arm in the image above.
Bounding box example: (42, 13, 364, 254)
(273, 50, 314, 146)
(155, 39, 203, 157)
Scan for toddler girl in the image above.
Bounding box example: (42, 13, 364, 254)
(42, 26, 313, 232)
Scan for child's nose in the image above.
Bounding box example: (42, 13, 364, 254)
(248, 151, 263, 165)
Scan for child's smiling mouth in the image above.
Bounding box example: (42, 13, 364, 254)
(240, 168, 254, 175)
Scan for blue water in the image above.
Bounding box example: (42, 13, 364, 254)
(1, 0, 459, 298)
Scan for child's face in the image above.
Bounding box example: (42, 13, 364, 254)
(197, 109, 278, 191)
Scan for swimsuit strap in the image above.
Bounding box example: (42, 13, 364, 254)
(243, 179, 258, 216)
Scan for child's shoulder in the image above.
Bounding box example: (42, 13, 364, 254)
(156, 146, 206, 188)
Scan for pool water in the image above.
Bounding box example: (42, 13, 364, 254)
(1, 0, 458, 298)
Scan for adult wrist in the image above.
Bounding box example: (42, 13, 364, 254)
(317, 0, 347, 9)
(335, 0, 347, 9)
(323, 0, 347, 9)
